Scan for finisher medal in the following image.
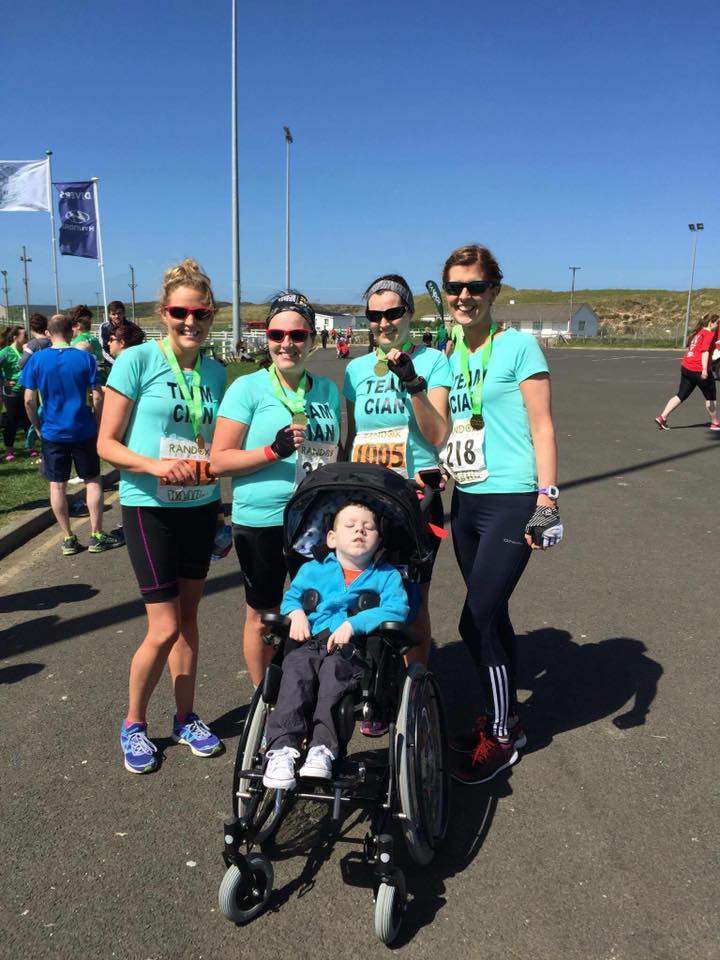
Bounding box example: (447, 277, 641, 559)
(470, 414, 485, 430)
(373, 360, 388, 377)
(196, 434, 205, 450)
(292, 412, 308, 427)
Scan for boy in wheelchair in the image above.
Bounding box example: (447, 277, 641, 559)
(262, 501, 409, 790)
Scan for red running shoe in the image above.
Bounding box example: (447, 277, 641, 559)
(449, 715, 526, 753)
(654, 415, 670, 430)
(451, 731, 518, 785)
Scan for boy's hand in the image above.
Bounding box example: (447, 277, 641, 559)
(327, 621, 354, 652)
(288, 609, 311, 642)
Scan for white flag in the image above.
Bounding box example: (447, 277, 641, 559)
(0, 160, 50, 212)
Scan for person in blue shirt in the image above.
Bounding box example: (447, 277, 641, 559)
(210, 292, 341, 690)
(21, 313, 120, 556)
(98, 258, 226, 775)
(262, 501, 409, 789)
(344, 275, 451, 701)
(439, 244, 563, 787)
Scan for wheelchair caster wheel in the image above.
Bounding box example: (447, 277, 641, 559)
(218, 854, 273, 924)
(374, 874, 406, 945)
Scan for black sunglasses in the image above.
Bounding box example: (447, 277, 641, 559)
(266, 328, 311, 343)
(365, 306, 407, 324)
(443, 280, 498, 296)
(165, 305, 215, 322)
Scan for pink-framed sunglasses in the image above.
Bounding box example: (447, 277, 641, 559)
(164, 304, 215, 322)
(266, 328, 311, 344)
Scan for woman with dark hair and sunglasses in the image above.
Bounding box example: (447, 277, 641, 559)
(210, 292, 341, 688)
(343, 274, 452, 710)
(440, 244, 562, 786)
(98, 258, 227, 774)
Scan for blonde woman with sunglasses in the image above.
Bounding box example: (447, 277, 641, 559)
(98, 258, 227, 775)
(210, 293, 341, 688)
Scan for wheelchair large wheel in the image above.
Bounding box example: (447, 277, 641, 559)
(232, 688, 289, 845)
(395, 663, 449, 865)
(374, 873, 406, 945)
(218, 854, 273, 924)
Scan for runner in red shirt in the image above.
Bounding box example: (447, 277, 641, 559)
(655, 314, 719, 430)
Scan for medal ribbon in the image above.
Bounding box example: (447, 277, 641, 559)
(375, 339, 414, 364)
(158, 339, 204, 441)
(269, 364, 307, 416)
(455, 323, 497, 419)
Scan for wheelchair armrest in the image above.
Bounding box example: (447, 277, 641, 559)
(261, 613, 291, 646)
(377, 621, 419, 649)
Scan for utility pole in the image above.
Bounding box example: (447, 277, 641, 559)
(1, 270, 9, 323)
(283, 126, 293, 291)
(20, 246, 32, 333)
(569, 265, 581, 333)
(128, 264, 137, 322)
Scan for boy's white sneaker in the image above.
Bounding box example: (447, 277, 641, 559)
(263, 746, 300, 789)
(298, 744, 334, 780)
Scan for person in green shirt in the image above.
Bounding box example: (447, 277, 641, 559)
(69, 305, 105, 373)
(0, 324, 29, 461)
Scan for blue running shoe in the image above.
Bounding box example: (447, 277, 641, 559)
(120, 722, 158, 774)
(172, 713, 223, 757)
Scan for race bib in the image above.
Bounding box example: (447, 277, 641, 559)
(351, 425, 409, 477)
(157, 436, 217, 503)
(441, 419, 488, 485)
(294, 440, 338, 487)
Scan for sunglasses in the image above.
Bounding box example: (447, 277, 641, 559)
(365, 306, 406, 324)
(266, 328, 311, 344)
(165, 305, 215, 322)
(443, 280, 498, 296)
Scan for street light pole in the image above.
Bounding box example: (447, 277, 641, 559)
(683, 223, 704, 347)
(283, 126, 293, 291)
(20, 246, 32, 332)
(128, 264, 137, 322)
(1, 270, 9, 323)
(230, 0, 241, 344)
(569, 265, 581, 333)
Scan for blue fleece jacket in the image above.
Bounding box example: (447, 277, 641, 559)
(280, 552, 409, 637)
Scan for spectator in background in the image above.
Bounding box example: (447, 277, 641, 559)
(99, 300, 129, 366)
(107, 321, 146, 359)
(21, 313, 121, 556)
(69, 305, 105, 369)
(0, 324, 30, 461)
(320, 328, 328, 349)
(18, 314, 51, 371)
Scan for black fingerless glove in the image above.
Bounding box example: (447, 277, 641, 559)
(270, 425, 297, 459)
(387, 352, 427, 394)
(525, 505, 564, 548)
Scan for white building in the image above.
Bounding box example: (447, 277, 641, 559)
(492, 302, 599, 338)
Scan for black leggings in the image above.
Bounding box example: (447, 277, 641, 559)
(450, 489, 535, 740)
(676, 366, 716, 403)
(2, 391, 29, 449)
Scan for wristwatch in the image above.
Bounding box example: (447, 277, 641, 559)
(538, 485, 560, 500)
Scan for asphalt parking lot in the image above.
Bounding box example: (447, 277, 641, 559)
(1, 346, 717, 960)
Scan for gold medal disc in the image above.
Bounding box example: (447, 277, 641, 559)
(374, 361, 388, 377)
(292, 412, 308, 427)
(196, 434, 205, 450)
(470, 414, 484, 430)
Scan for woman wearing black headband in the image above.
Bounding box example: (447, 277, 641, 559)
(210, 293, 342, 687)
(343, 274, 452, 698)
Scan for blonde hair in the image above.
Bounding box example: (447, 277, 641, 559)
(158, 258, 215, 312)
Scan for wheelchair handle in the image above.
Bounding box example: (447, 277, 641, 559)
(261, 613, 291, 647)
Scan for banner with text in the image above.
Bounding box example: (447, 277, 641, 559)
(55, 181, 97, 258)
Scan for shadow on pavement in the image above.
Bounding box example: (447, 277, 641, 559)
(0, 661, 44, 683)
(0, 583, 98, 613)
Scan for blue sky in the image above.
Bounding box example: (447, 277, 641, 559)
(2, 0, 719, 307)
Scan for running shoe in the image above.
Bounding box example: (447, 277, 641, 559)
(654, 415, 670, 430)
(211, 523, 233, 561)
(449, 715, 527, 753)
(120, 721, 158, 774)
(62, 534, 80, 556)
(172, 713, 223, 757)
(709, 421, 720, 432)
(451, 731, 518, 785)
(88, 531, 123, 553)
(263, 746, 300, 789)
(298, 744, 334, 780)
(360, 720, 389, 737)
(28, 449, 38, 458)
(4, 451, 15, 462)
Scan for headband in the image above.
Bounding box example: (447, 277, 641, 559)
(266, 292, 316, 332)
(365, 279, 415, 314)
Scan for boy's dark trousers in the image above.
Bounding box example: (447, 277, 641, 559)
(265, 643, 364, 757)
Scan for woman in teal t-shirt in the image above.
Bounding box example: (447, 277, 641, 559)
(210, 293, 341, 688)
(343, 274, 451, 683)
(1, 324, 29, 461)
(439, 244, 563, 788)
(98, 258, 226, 775)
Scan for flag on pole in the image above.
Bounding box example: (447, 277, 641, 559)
(54, 181, 98, 259)
(0, 160, 50, 212)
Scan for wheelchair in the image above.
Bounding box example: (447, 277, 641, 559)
(217, 463, 450, 945)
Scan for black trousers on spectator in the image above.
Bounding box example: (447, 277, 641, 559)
(2, 391, 29, 449)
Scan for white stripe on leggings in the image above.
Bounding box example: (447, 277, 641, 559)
(489, 665, 509, 740)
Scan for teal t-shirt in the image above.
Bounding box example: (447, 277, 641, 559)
(448, 328, 548, 494)
(106, 340, 227, 508)
(343, 345, 452, 476)
(218, 368, 341, 527)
